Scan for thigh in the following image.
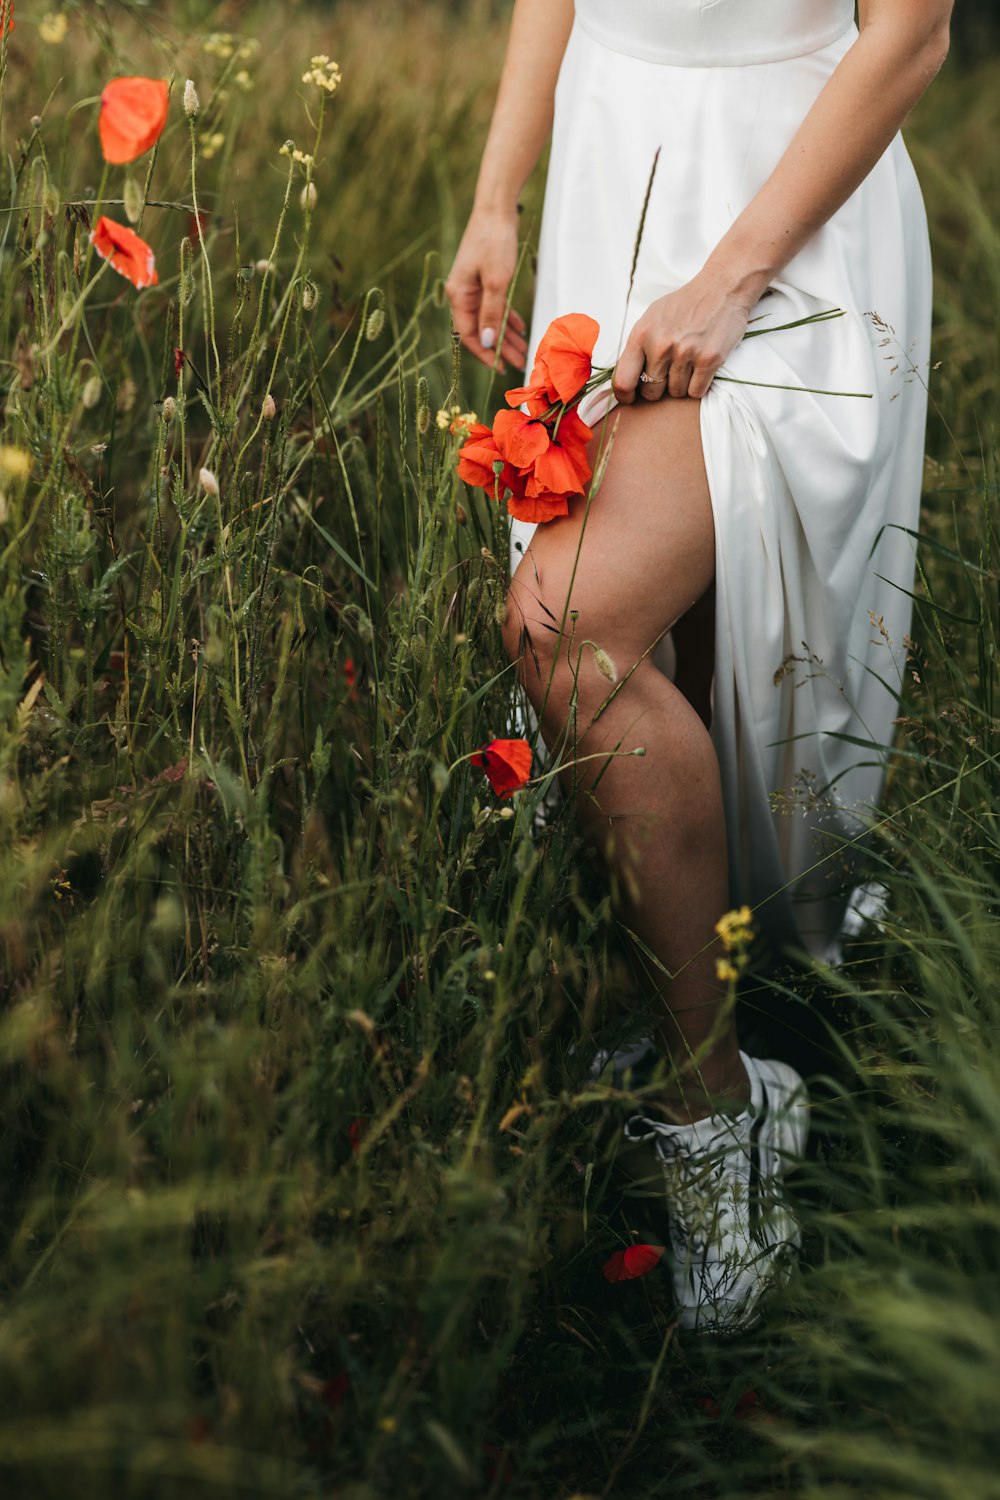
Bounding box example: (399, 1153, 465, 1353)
(509, 397, 716, 670)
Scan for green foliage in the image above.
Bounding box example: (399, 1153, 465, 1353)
(0, 3, 998, 1498)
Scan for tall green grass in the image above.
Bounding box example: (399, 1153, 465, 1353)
(1, 3, 998, 1497)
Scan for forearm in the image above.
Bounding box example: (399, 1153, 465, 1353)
(473, 0, 575, 214)
(705, 8, 951, 306)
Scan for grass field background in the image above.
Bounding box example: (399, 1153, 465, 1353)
(1, 3, 999, 1496)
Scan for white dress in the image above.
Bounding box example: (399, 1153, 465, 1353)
(508, 0, 932, 967)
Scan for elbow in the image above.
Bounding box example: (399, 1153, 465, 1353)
(925, 3, 953, 67)
(928, 18, 951, 67)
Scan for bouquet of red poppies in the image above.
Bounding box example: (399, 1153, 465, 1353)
(457, 303, 869, 524)
(457, 313, 601, 525)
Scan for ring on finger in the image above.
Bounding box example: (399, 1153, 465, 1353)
(638, 370, 668, 385)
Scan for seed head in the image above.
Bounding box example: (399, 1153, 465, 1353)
(81, 375, 102, 409)
(183, 79, 201, 118)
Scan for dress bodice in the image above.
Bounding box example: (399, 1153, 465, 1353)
(573, 0, 855, 67)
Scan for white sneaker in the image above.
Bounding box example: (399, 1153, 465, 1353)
(621, 1051, 809, 1334)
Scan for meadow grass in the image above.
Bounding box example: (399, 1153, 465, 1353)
(1, 3, 999, 1497)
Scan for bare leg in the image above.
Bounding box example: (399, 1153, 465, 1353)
(671, 580, 716, 732)
(503, 399, 747, 1121)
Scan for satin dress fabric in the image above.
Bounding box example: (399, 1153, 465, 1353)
(507, 0, 933, 965)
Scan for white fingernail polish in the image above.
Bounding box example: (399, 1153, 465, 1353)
(481, 327, 496, 350)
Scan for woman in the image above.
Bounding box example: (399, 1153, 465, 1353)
(446, 0, 951, 1332)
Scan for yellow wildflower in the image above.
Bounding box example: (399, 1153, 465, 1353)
(301, 56, 343, 95)
(714, 904, 754, 951)
(0, 446, 32, 483)
(39, 12, 68, 44)
(203, 32, 235, 60)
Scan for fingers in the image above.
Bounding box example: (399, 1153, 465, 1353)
(500, 307, 528, 369)
(480, 287, 527, 369)
(667, 361, 694, 400)
(445, 273, 526, 372)
(637, 367, 669, 402)
(612, 335, 645, 405)
(688, 357, 721, 400)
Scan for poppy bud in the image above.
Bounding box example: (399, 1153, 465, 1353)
(300, 181, 317, 211)
(199, 466, 219, 497)
(455, 501, 467, 524)
(592, 646, 617, 683)
(81, 375, 102, 409)
(365, 308, 384, 342)
(261, 393, 276, 420)
(183, 80, 200, 118)
(161, 396, 177, 423)
(301, 280, 318, 311)
(123, 175, 144, 225)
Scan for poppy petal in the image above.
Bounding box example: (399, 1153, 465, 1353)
(492, 409, 551, 469)
(99, 76, 169, 164)
(601, 1243, 664, 1283)
(533, 313, 600, 403)
(471, 738, 532, 798)
(506, 490, 570, 525)
(91, 216, 158, 290)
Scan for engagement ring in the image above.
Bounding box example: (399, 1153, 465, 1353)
(638, 372, 667, 384)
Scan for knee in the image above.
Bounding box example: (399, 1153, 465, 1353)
(500, 581, 571, 715)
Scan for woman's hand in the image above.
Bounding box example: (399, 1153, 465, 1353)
(445, 209, 528, 373)
(612, 267, 762, 404)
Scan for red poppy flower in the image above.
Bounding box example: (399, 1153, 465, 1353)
(91, 216, 158, 289)
(492, 408, 553, 469)
(457, 422, 525, 501)
(531, 312, 599, 403)
(99, 76, 169, 164)
(601, 1243, 664, 1283)
(320, 1371, 350, 1413)
(471, 738, 532, 799)
(527, 410, 592, 496)
(174, 347, 185, 377)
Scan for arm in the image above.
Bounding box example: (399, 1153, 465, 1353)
(615, 0, 953, 404)
(445, 0, 575, 372)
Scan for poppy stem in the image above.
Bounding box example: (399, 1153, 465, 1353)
(36, 261, 110, 361)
